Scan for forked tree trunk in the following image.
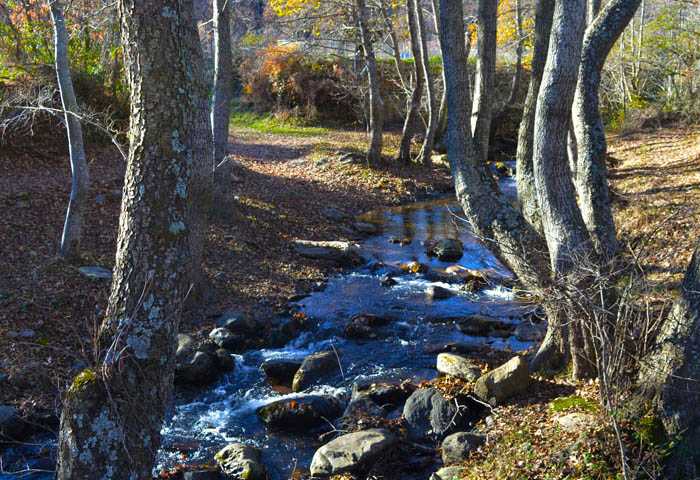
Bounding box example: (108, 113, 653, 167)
(398, 0, 425, 164)
(533, 0, 600, 378)
(515, 0, 554, 232)
(640, 243, 700, 478)
(470, 0, 497, 162)
(211, 0, 234, 203)
(414, 0, 437, 165)
(57, 1, 200, 477)
(50, 0, 90, 260)
(356, 0, 384, 164)
(573, 0, 640, 261)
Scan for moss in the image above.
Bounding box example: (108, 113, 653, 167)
(549, 395, 599, 413)
(68, 368, 97, 397)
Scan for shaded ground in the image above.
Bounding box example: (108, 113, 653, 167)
(1, 123, 698, 480)
(0, 126, 451, 412)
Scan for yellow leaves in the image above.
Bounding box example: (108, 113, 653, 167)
(269, 0, 320, 17)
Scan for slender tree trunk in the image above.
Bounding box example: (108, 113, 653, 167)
(56, 1, 200, 477)
(533, 0, 598, 379)
(640, 243, 700, 478)
(587, 0, 602, 24)
(211, 0, 233, 205)
(398, 0, 424, 164)
(505, 0, 523, 107)
(471, 0, 497, 162)
(573, 0, 640, 262)
(380, 0, 408, 91)
(430, 0, 449, 146)
(414, 0, 437, 165)
(515, 0, 554, 232)
(356, 0, 384, 164)
(50, 0, 91, 260)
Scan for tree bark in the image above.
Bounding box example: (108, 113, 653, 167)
(430, 0, 449, 146)
(414, 0, 437, 165)
(640, 243, 700, 478)
(398, 0, 424, 164)
(587, 0, 602, 24)
(211, 0, 234, 206)
(505, 0, 523, 107)
(356, 0, 384, 164)
(57, 1, 200, 477)
(471, 0, 497, 162)
(515, 0, 554, 233)
(533, 0, 599, 378)
(50, 0, 91, 260)
(573, 0, 640, 261)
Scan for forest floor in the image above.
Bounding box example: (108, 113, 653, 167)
(1, 123, 699, 478)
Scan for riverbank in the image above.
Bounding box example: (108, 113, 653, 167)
(0, 126, 451, 412)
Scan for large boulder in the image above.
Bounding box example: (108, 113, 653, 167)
(309, 429, 398, 477)
(436, 353, 481, 382)
(209, 327, 239, 350)
(473, 356, 530, 405)
(344, 314, 393, 340)
(427, 239, 464, 262)
(403, 388, 469, 441)
(214, 443, 267, 480)
(292, 351, 340, 392)
(262, 359, 302, 390)
(257, 395, 343, 431)
(457, 315, 515, 338)
(175, 351, 219, 386)
(292, 240, 362, 266)
(441, 431, 485, 465)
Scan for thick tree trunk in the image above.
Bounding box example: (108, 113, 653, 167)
(573, 0, 640, 262)
(356, 0, 384, 164)
(515, 0, 554, 233)
(505, 0, 523, 107)
(211, 0, 234, 203)
(50, 0, 90, 260)
(471, 0, 497, 162)
(398, 0, 425, 164)
(533, 0, 598, 378)
(56, 1, 200, 477)
(414, 0, 437, 165)
(640, 243, 700, 478)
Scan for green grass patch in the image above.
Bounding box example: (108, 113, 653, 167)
(549, 395, 599, 413)
(230, 111, 328, 137)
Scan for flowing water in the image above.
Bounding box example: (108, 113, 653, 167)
(0, 174, 534, 480)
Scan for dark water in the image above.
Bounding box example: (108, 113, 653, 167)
(1, 173, 531, 480)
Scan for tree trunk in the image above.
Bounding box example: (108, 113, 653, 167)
(505, 0, 523, 107)
(211, 0, 234, 205)
(50, 0, 91, 260)
(532, 0, 597, 378)
(414, 0, 437, 165)
(356, 0, 384, 164)
(57, 1, 200, 477)
(640, 243, 700, 478)
(587, 0, 602, 24)
(515, 0, 554, 233)
(573, 0, 640, 262)
(437, 0, 551, 297)
(380, 0, 408, 91)
(398, 0, 424, 164)
(430, 0, 449, 146)
(471, 0, 497, 162)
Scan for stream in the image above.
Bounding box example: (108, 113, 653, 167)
(0, 174, 536, 480)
